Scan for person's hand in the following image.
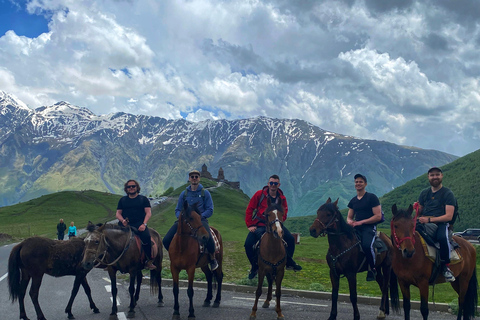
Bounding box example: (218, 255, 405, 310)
(352, 221, 363, 227)
(248, 226, 257, 232)
(138, 224, 146, 232)
(418, 216, 429, 224)
(121, 219, 128, 226)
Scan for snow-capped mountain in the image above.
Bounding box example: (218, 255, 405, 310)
(0, 91, 457, 215)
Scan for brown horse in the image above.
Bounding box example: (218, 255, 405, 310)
(169, 201, 223, 320)
(390, 204, 478, 320)
(82, 222, 163, 319)
(309, 198, 399, 320)
(8, 236, 100, 320)
(249, 201, 287, 320)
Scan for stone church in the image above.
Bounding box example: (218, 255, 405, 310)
(200, 164, 240, 189)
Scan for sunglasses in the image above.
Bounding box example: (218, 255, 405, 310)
(269, 182, 279, 186)
(126, 185, 137, 189)
(190, 175, 199, 179)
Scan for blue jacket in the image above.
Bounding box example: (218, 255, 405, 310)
(174, 184, 214, 219)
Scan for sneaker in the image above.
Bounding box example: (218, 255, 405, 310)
(145, 260, 156, 270)
(248, 265, 258, 279)
(444, 268, 456, 282)
(209, 259, 219, 271)
(366, 269, 377, 281)
(286, 262, 303, 271)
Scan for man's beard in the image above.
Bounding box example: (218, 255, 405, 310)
(429, 178, 442, 188)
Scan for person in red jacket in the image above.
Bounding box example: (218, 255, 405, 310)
(244, 174, 302, 279)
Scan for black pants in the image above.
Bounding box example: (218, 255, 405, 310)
(126, 222, 153, 260)
(435, 222, 451, 264)
(244, 225, 296, 266)
(57, 233, 64, 240)
(162, 219, 215, 254)
(356, 224, 376, 270)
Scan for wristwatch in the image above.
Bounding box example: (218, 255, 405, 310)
(144, 223, 147, 227)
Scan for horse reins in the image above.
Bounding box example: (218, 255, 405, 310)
(182, 212, 203, 239)
(314, 207, 340, 237)
(95, 227, 134, 267)
(391, 206, 419, 249)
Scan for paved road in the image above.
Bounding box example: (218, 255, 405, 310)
(0, 242, 458, 320)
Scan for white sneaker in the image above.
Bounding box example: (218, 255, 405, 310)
(444, 268, 455, 282)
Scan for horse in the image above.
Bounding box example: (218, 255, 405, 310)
(81, 222, 164, 319)
(8, 236, 100, 320)
(169, 201, 223, 320)
(309, 198, 399, 320)
(390, 204, 478, 320)
(249, 200, 287, 320)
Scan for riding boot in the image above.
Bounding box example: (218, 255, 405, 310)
(286, 255, 302, 271)
(366, 265, 377, 281)
(209, 253, 219, 271)
(248, 251, 258, 279)
(142, 243, 156, 270)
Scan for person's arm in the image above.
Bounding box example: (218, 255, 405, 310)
(201, 190, 214, 219)
(347, 208, 355, 226)
(246, 191, 260, 230)
(174, 192, 185, 218)
(282, 197, 288, 221)
(138, 207, 152, 232)
(116, 209, 128, 226)
(353, 205, 382, 226)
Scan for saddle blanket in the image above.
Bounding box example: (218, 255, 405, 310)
(199, 228, 221, 254)
(134, 235, 159, 262)
(419, 235, 462, 265)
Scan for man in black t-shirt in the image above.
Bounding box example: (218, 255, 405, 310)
(116, 179, 156, 270)
(346, 174, 383, 281)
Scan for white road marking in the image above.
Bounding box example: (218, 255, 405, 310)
(105, 285, 111, 292)
(0, 273, 7, 282)
(233, 296, 328, 307)
(117, 312, 127, 320)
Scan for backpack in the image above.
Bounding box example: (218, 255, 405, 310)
(183, 188, 205, 204)
(422, 188, 459, 224)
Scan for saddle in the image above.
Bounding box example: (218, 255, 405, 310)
(134, 234, 159, 263)
(199, 228, 221, 254)
(415, 223, 462, 265)
(355, 231, 389, 256)
(252, 232, 288, 252)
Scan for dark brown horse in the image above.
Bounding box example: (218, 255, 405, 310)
(390, 204, 478, 320)
(249, 201, 287, 320)
(309, 198, 399, 320)
(81, 222, 163, 319)
(169, 201, 223, 320)
(8, 236, 100, 320)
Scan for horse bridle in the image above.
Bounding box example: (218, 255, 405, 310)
(314, 207, 339, 236)
(93, 227, 134, 267)
(391, 207, 419, 249)
(182, 212, 203, 239)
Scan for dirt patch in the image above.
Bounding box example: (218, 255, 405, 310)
(0, 233, 13, 243)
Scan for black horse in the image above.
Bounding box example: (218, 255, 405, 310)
(8, 236, 100, 320)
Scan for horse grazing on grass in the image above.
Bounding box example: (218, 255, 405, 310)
(169, 201, 223, 320)
(390, 204, 477, 320)
(250, 200, 287, 320)
(309, 198, 399, 320)
(82, 222, 163, 319)
(8, 236, 100, 320)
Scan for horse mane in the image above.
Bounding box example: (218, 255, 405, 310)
(266, 202, 284, 214)
(321, 202, 355, 238)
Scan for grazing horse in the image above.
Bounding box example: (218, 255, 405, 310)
(390, 204, 478, 320)
(169, 201, 223, 320)
(309, 198, 399, 320)
(250, 201, 287, 320)
(82, 222, 163, 319)
(8, 236, 100, 320)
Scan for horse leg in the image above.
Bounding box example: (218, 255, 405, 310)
(187, 266, 196, 320)
(376, 264, 389, 319)
(171, 266, 181, 320)
(154, 267, 164, 307)
(18, 271, 31, 320)
(108, 268, 119, 317)
(201, 265, 213, 307)
(135, 269, 143, 303)
(250, 268, 265, 320)
(398, 280, 411, 320)
(417, 280, 430, 320)
(29, 275, 47, 320)
(126, 271, 137, 318)
(262, 273, 273, 309)
(213, 267, 223, 308)
(328, 270, 340, 320)
(345, 272, 360, 320)
(65, 274, 97, 319)
(275, 269, 285, 320)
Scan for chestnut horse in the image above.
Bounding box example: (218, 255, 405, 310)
(250, 201, 287, 320)
(169, 201, 223, 320)
(82, 222, 163, 319)
(390, 204, 477, 320)
(8, 236, 100, 320)
(309, 198, 399, 320)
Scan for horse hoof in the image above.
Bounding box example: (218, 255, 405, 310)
(93, 308, 100, 314)
(262, 301, 270, 308)
(202, 301, 211, 307)
(67, 314, 75, 319)
(377, 310, 386, 319)
(250, 316, 256, 320)
(172, 315, 180, 320)
(109, 314, 119, 320)
(157, 301, 165, 307)
(277, 316, 285, 320)
(212, 301, 220, 308)
(188, 317, 196, 320)
(127, 311, 135, 318)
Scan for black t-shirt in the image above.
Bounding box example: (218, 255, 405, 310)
(347, 192, 380, 223)
(117, 195, 151, 225)
(418, 186, 455, 217)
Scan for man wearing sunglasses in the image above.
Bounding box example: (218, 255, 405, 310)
(244, 174, 302, 279)
(116, 179, 156, 270)
(162, 169, 218, 271)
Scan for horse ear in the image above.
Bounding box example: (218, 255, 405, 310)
(407, 204, 414, 215)
(392, 204, 398, 216)
(333, 198, 339, 207)
(86, 221, 95, 232)
(326, 197, 332, 204)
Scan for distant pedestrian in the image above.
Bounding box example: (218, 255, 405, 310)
(68, 221, 77, 239)
(56, 218, 67, 240)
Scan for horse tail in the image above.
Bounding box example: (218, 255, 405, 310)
(149, 269, 159, 295)
(389, 269, 400, 313)
(8, 243, 23, 302)
(463, 267, 478, 319)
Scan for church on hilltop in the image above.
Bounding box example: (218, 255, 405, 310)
(200, 164, 240, 189)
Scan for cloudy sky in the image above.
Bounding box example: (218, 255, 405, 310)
(1, 0, 479, 156)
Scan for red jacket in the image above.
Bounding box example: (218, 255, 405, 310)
(245, 186, 288, 228)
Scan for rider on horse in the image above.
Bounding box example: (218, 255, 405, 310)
(116, 179, 156, 270)
(162, 169, 219, 271)
(346, 173, 383, 281)
(416, 166, 456, 282)
(245, 174, 302, 280)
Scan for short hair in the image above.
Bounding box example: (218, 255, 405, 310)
(354, 173, 367, 183)
(269, 174, 280, 181)
(124, 179, 141, 194)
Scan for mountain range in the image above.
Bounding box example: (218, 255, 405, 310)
(0, 91, 458, 216)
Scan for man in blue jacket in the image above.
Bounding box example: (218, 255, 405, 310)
(162, 169, 218, 271)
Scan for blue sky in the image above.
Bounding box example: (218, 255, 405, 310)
(0, 0, 479, 157)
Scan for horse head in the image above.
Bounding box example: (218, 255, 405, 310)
(181, 200, 210, 246)
(264, 198, 285, 239)
(309, 197, 342, 238)
(82, 221, 105, 271)
(391, 204, 416, 258)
